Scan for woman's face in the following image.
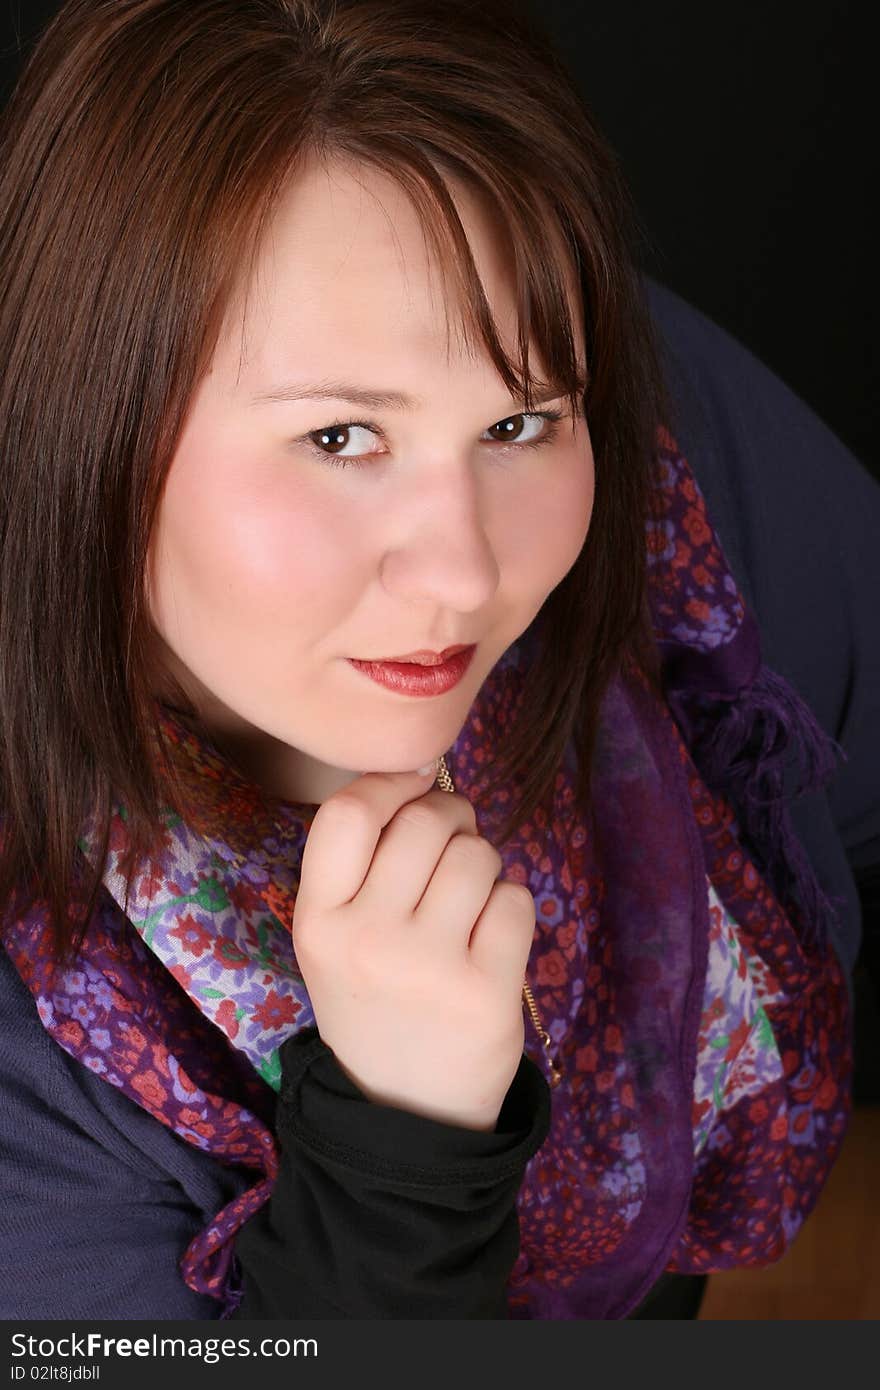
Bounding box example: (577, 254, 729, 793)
(146, 154, 595, 806)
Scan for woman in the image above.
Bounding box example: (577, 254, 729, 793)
(0, 0, 852, 1320)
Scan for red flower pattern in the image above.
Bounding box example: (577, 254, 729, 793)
(251, 989, 299, 1031)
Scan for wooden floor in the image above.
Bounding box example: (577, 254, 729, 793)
(698, 1103, 880, 1319)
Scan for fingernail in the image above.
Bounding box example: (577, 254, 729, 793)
(416, 760, 437, 776)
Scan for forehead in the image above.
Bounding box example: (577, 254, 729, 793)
(219, 152, 585, 385)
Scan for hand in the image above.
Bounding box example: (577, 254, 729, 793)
(290, 767, 536, 1131)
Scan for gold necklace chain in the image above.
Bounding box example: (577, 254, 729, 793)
(434, 753, 563, 1089)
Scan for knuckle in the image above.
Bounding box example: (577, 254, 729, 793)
(499, 881, 536, 916)
(291, 913, 324, 964)
(395, 800, 437, 831)
(317, 793, 372, 833)
(480, 840, 504, 877)
(454, 793, 479, 831)
(448, 831, 498, 872)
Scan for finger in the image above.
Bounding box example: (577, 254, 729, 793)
(410, 829, 505, 954)
(353, 789, 479, 922)
(296, 767, 438, 915)
(466, 880, 537, 984)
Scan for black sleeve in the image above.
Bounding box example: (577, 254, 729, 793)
(229, 1026, 552, 1319)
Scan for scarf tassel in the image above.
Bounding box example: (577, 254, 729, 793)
(668, 663, 849, 956)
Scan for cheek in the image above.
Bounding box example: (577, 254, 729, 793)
(517, 443, 595, 581)
(150, 455, 363, 634)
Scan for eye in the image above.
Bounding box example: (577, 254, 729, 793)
(299, 409, 568, 470)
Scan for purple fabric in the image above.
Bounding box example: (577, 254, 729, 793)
(662, 614, 847, 952)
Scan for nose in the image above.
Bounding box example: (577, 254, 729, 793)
(378, 467, 501, 610)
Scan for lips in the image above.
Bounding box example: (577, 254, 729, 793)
(348, 645, 476, 695)
(370, 644, 473, 666)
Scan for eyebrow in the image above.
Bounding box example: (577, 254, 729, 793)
(249, 375, 586, 410)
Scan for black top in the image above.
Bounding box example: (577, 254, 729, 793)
(229, 1026, 552, 1319)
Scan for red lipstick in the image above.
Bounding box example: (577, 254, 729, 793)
(347, 645, 476, 697)
(373, 645, 471, 665)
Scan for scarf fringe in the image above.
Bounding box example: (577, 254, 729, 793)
(669, 663, 849, 956)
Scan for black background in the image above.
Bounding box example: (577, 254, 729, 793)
(541, 0, 875, 478)
(1, 0, 874, 478)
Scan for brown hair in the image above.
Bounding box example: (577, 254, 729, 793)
(0, 0, 670, 970)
